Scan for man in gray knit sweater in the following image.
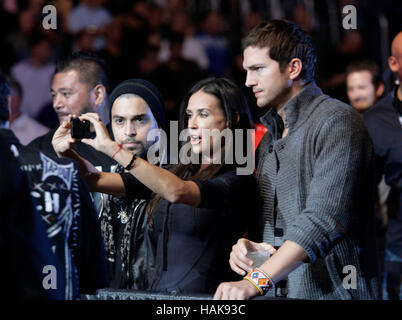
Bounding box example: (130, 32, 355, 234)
(214, 20, 380, 300)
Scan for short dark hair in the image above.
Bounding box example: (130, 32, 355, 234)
(0, 72, 10, 124)
(55, 51, 109, 93)
(243, 20, 317, 83)
(345, 60, 382, 89)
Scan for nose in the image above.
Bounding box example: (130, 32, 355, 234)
(53, 93, 64, 110)
(125, 122, 137, 137)
(188, 115, 198, 129)
(245, 71, 256, 88)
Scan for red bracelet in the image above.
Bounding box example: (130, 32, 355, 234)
(112, 143, 122, 159)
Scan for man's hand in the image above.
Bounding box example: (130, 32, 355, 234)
(52, 116, 76, 158)
(79, 113, 115, 156)
(230, 238, 276, 276)
(213, 279, 260, 300)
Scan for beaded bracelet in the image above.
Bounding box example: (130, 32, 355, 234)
(243, 268, 274, 296)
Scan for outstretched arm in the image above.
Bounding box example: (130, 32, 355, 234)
(79, 113, 202, 206)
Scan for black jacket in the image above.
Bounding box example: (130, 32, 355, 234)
(0, 129, 109, 299)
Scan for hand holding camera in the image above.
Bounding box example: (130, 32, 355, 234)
(70, 117, 95, 139)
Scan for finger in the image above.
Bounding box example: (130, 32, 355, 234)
(229, 257, 248, 276)
(81, 138, 95, 148)
(230, 250, 253, 275)
(79, 112, 101, 122)
(260, 243, 277, 255)
(236, 238, 250, 256)
(258, 242, 277, 255)
(79, 114, 108, 137)
(233, 240, 254, 267)
(219, 283, 231, 300)
(213, 284, 223, 300)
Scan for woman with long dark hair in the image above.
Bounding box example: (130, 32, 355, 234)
(53, 77, 259, 294)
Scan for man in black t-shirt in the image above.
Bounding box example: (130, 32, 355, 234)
(0, 135, 65, 300)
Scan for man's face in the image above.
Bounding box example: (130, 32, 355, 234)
(346, 71, 377, 112)
(51, 70, 93, 123)
(243, 46, 291, 109)
(111, 95, 159, 156)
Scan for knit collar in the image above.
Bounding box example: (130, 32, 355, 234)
(260, 81, 325, 137)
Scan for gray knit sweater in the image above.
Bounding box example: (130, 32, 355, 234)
(256, 82, 380, 299)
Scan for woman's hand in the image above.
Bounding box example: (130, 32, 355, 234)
(52, 115, 76, 158)
(79, 113, 116, 157)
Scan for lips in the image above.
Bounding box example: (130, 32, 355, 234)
(124, 141, 139, 147)
(254, 90, 263, 97)
(190, 135, 201, 145)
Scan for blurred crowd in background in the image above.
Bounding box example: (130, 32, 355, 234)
(0, 0, 401, 137)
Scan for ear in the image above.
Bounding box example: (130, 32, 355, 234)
(376, 82, 384, 98)
(92, 84, 106, 107)
(288, 58, 303, 80)
(388, 56, 399, 73)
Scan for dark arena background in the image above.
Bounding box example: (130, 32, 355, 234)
(0, 0, 401, 313)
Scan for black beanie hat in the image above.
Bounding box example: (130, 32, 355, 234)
(109, 79, 166, 130)
(0, 73, 10, 122)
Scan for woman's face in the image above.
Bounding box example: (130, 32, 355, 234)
(185, 90, 228, 158)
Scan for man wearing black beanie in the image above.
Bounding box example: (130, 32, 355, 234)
(52, 78, 167, 290)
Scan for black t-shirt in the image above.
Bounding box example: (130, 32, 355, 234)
(1, 129, 109, 299)
(0, 134, 65, 299)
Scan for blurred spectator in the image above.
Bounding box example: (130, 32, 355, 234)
(242, 10, 262, 36)
(9, 78, 49, 145)
(10, 31, 55, 120)
(68, 0, 112, 51)
(3, 9, 38, 65)
(319, 30, 366, 102)
(136, 45, 160, 80)
(196, 11, 230, 77)
(115, 0, 152, 77)
(148, 2, 164, 32)
(152, 33, 207, 122)
(54, 0, 74, 33)
(73, 29, 96, 53)
(291, 3, 333, 86)
(346, 60, 385, 114)
(364, 31, 402, 300)
(98, 18, 128, 89)
(158, 9, 209, 70)
(159, 0, 186, 25)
